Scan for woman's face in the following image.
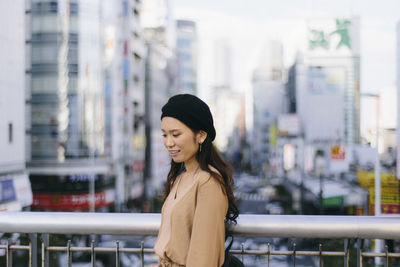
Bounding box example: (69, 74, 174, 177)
(161, 117, 204, 163)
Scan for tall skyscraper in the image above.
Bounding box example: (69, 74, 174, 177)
(26, 0, 146, 211)
(301, 17, 361, 145)
(210, 40, 244, 155)
(291, 17, 361, 177)
(251, 40, 286, 173)
(112, 0, 147, 210)
(27, 0, 113, 211)
(141, 0, 177, 196)
(126, 0, 147, 207)
(213, 39, 232, 89)
(175, 19, 197, 95)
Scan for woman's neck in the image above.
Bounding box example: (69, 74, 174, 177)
(184, 158, 199, 174)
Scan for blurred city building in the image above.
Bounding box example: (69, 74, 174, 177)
(141, 0, 177, 197)
(175, 19, 198, 95)
(210, 39, 245, 160)
(397, 20, 400, 179)
(0, 0, 33, 211)
(26, 0, 146, 212)
(251, 39, 286, 175)
(224, 93, 247, 170)
(114, 0, 147, 210)
(361, 86, 396, 153)
(213, 39, 232, 89)
(213, 89, 244, 152)
(284, 17, 361, 176)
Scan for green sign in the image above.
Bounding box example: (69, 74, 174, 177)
(323, 195, 344, 207)
(309, 19, 352, 51)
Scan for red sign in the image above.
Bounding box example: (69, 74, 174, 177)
(132, 161, 145, 172)
(32, 189, 115, 211)
(331, 145, 346, 160)
(369, 204, 400, 215)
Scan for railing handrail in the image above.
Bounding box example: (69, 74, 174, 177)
(0, 212, 399, 239)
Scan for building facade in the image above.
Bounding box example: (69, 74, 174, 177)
(294, 17, 361, 176)
(109, 0, 147, 211)
(175, 19, 197, 95)
(141, 0, 177, 197)
(27, 0, 113, 211)
(397, 21, 400, 179)
(0, 0, 33, 211)
(26, 0, 147, 211)
(302, 17, 360, 146)
(251, 40, 286, 175)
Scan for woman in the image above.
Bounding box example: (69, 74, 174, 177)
(154, 94, 239, 267)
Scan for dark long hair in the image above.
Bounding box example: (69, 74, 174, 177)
(163, 133, 239, 224)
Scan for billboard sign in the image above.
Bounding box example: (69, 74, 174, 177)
(357, 170, 400, 215)
(278, 114, 301, 136)
(0, 180, 16, 203)
(307, 17, 360, 57)
(32, 189, 115, 211)
(307, 66, 346, 95)
(330, 145, 346, 161)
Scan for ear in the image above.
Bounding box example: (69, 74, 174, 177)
(197, 130, 207, 144)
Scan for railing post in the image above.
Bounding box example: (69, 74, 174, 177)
(356, 239, 363, 267)
(91, 240, 96, 267)
(28, 233, 38, 267)
(385, 245, 388, 267)
(67, 240, 72, 267)
(140, 241, 144, 267)
(293, 243, 296, 267)
(241, 243, 244, 263)
(6, 239, 12, 267)
(115, 241, 120, 267)
(319, 243, 322, 267)
(29, 238, 32, 267)
(344, 239, 349, 267)
(40, 234, 49, 267)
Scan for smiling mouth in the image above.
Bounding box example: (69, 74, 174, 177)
(169, 150, 180, 157)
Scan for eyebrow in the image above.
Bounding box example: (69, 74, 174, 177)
(161, 128, 181, 133)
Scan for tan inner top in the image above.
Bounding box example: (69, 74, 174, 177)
(153, 168, 228, 266)
(154, 172, 200, 257)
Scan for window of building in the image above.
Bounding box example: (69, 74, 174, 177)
(8, 123, 13, 143)
(177, 39, 191, 48)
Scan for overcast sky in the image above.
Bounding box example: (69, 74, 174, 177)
(172, 0, 399, 128)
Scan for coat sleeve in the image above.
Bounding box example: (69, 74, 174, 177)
(186, 177, 228, 267)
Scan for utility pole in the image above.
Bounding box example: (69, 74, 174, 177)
(143, 43, 152, 205)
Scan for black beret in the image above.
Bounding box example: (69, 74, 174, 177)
(161, 94, 216, 141)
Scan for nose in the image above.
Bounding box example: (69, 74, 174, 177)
(164, 135, 174, 148)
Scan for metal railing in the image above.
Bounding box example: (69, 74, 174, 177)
(0, 212, 399, 266)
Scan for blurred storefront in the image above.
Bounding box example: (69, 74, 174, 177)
(0, 174, 32, 211)
(357, 170, 400, 215)
(30, 174, 114, 211)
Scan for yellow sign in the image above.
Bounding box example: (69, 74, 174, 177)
(369, 193, 399, 204)
(269, 125, 278, 147)
(132, 135, 146, 150)
(358, 170, 400, 215)
(357, 170, 399, 188)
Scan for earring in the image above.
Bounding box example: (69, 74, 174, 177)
(199, 143, 202, 153)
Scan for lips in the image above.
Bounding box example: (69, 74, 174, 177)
(169, 150, 180, 157)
